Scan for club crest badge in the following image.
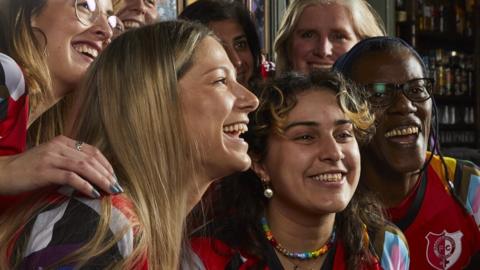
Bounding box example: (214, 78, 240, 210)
(425, 230, 463, 270)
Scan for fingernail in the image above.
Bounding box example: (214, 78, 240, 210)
(110, 181, 124, 194)
(92, 188, 101, 198)
(110, 183, 120, 194)
(113, 182, 124, 193)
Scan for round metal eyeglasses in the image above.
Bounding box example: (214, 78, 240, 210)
(363, 78, 434, 107)
(74, 0, 118, 30)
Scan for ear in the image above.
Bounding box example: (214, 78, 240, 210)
(251, 159, 270, 182)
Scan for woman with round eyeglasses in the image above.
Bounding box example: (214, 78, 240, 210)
(0, 0, 121, 213)
(334, 36, 480, 270)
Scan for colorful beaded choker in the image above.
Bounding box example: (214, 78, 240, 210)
(260, 217, 336, 260)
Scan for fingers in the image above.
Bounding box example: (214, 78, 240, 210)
(55, 170, 103, 199)
(52, 136, 123, 196)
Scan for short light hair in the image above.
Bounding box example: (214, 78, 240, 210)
(274, 0, 386, 73)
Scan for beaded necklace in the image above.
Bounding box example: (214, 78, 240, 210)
(260, 217, 336, 260)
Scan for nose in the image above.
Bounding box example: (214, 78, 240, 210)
(388, 91, 417, 115)
(314, 36, 333, 58)
(131, 0, 147, 15)
(233, 82, 259, 113)
(92, 15, 113, 46)
(318, 136, 344, 162)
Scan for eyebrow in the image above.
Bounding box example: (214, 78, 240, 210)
(284, 119, 352, 131)
(201, 66, 229, 76)
(233, 35, 248, 42)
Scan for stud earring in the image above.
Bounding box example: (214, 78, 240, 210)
(262, 178, 273, 199)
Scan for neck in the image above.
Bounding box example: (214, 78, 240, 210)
(265, 202, 335, 253)
(361, 156, 422, 208)
(186, 174, 213, 213)
(28, 80, 72, 127)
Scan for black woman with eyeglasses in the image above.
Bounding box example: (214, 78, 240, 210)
(334, 36, 480, 270)
(0, 0, 123, 213)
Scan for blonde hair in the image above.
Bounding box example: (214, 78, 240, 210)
(0, 21, 211, 269)
(274, 0, 386, 73)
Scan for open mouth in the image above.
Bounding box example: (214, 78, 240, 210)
(308, 63, 332, 70)
(310, 173, 344, 183)
(123, 20, 142, 29)
(384, 126, 419, 138)
(223, 123, 248, 138)
(72, 43, 99, 61)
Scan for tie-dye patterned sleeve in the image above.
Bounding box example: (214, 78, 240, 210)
(458, 160, 480, 227)
(379, 229, 410, 270)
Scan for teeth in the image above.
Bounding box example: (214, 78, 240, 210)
(311, 173, 342, 182)
(385, 126, 419, 138)
(310, 64, 331, 70)
(223, 123, 248, 134)
(123, 20, 141, 29)
(73, 44, 98, 59)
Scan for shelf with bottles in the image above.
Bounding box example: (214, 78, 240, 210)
(438, 130, 477, 147)
(414, 0, 476, 38)
(422, 49, 475, 98)
(395, 0, 476, 49)
(437, 104, 476, 125)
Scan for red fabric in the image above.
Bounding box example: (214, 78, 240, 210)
(388, 165, 480, 270)
(0, 94, 28, 155)
(388, 176, 422, 222)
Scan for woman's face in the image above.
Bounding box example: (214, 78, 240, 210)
(209, 19, 254, 87)
(351, 50, 432, 174)
(256, 89, 360, 217)
(32, 0, 114, 96)
(179, 36, 259, 181)
(289, 4, 359, 73)
(115, 0, 158, 30)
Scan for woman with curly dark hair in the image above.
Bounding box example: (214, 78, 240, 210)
(190, 71, 410, 270)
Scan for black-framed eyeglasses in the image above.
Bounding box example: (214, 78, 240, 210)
(363, 78, 434, 107)
(74, 0, 118, 30)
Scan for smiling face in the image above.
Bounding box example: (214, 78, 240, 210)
(32, 0, 114, 96)
(256, 89, 360, 217)
(351, 50, 432, 174)
(209, 19, 254, 87)
(289, 4, 359, 73)
(115, 0, 158, 30)
(179, 36, 259, 181)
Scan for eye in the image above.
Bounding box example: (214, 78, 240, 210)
(77, 0, 96, 13)
(300, 31, 315, 39)
(234, 40, 248, 50)
(214, 78, 227, 85)
(330, 32, 347, 41)
(294, 134, 315, 143)
(144, 0, 156, 6)
(335, 130, 354, 142)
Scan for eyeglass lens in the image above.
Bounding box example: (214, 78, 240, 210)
(75, 0, 117, 29)
(367, 78, 432, 106)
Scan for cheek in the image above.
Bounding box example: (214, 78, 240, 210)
(290, 38, 311, 60)
(344, 144, 361, 179)
(240, 51, 254, 68)
(333, 42, 356, 57)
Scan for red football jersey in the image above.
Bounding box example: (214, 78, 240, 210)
(388, 161, 480, 270)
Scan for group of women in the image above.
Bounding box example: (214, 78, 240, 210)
(0, 0, 478, 269)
